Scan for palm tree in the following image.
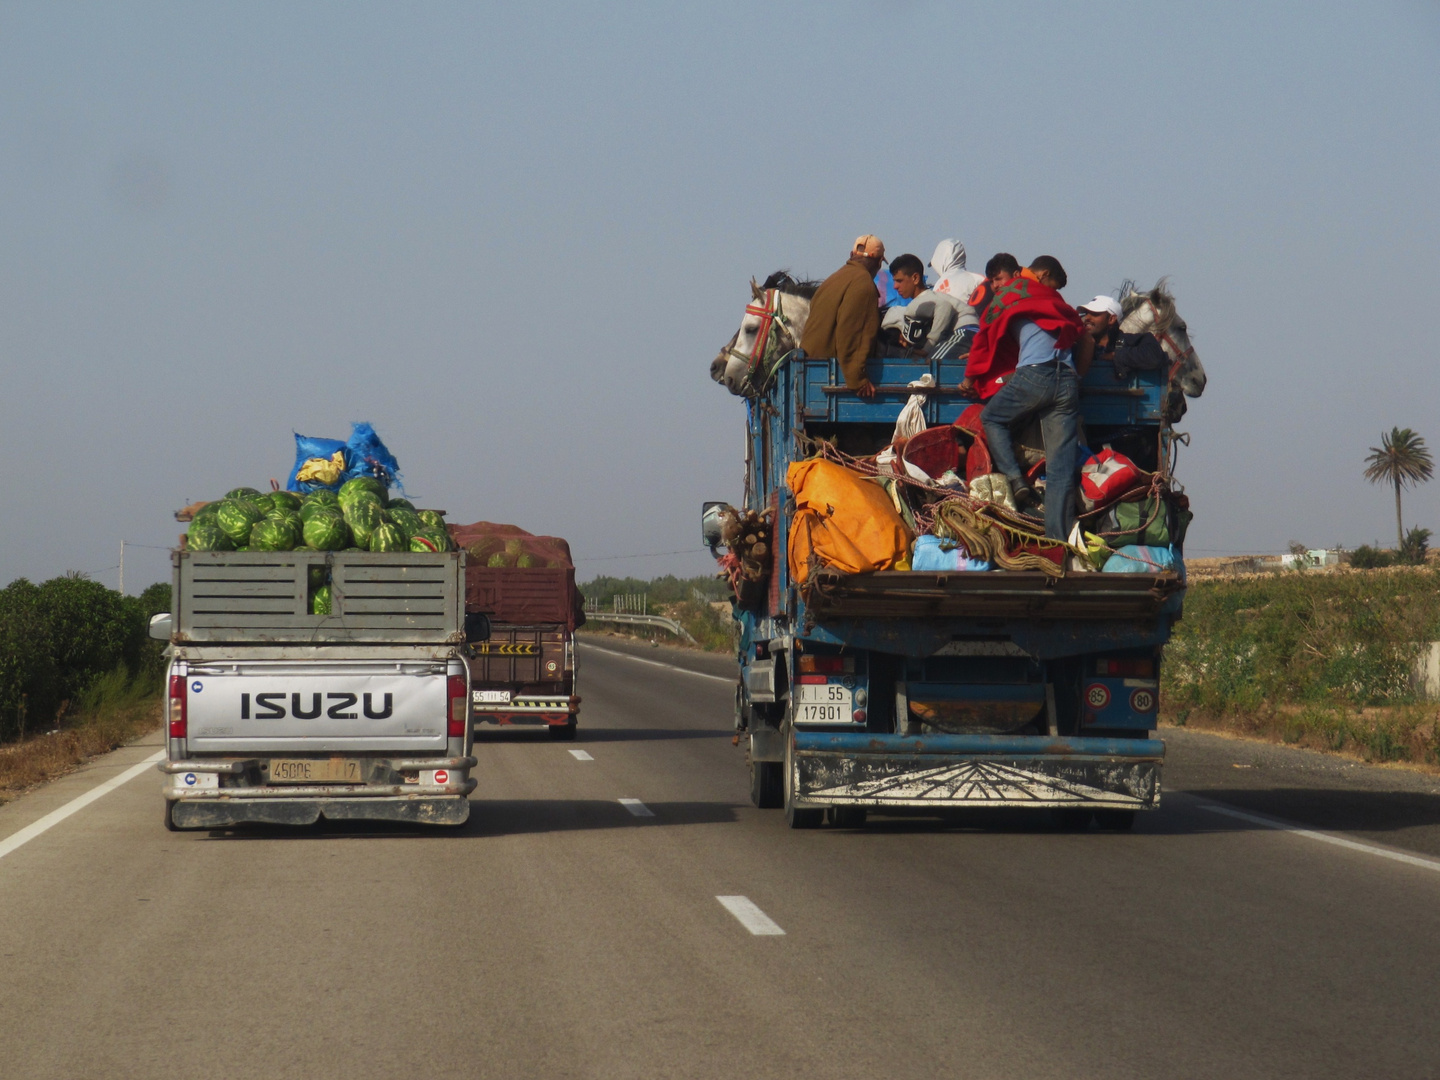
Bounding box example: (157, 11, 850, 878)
(1363, 427, 1434, 549)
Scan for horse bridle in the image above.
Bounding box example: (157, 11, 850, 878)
(1133, 296, 1195, 372)
(726, 289, 799, 375)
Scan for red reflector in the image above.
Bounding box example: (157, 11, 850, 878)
(852, 709, 867, 724)
(797, 655, 846, 674)
(168, 674, 187, 739)
(447, 674, 467, 737)
(796, 675, 828, 685)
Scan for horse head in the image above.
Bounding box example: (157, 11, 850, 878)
(1120, 278, 1207, 400)
(709, 271, 817, 396)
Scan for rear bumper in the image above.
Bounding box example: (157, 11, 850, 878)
(792, 733, 1163, 810)
(169, 795, 470, 828)
(161, 756, 477, 801)
(472, 695, 579, 727)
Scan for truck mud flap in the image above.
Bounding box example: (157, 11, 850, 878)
(792, 733, 1163, 810)
(169, 796, 470, 829)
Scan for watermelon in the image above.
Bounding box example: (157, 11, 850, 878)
(516, 553, 539, 568)
(308, 565, 328, 589)
(187, 521, 234, 551)
(192, 502, 220, 526)
(342, 498, 383, 547)
(311, 584, 332, 615)
(386, 507, 423, 539)
(269, 491, 303, 514)
(388, 497, 416, 512)
(369, 523, 406, 552)
(305, 489, 340, 508)
(339, 477, 387, 506)
(302, 510, 351, 551)
(417, 509, 445, 530)
(409, 534, 440, 553)
(226, 487, 264, 500)
(216, 498, 265, 545)
(250, 518, 297, 551)
(487, 551, 512, 567)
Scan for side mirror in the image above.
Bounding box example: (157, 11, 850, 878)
(463, 612, 491, 643)
(701, 501, 729, 553)
(148, 613, 173, 641)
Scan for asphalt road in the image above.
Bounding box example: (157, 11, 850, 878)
(3, 638, 1440, 1080)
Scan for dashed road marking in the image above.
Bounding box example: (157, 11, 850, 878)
(579, 643, 734, 684)
(0, 751, 165, 863)
(618, 798, 655, 818)
(568, 749, 594, 761)
(717, 895, 785, 935)
(1200, 802, 1440, 874)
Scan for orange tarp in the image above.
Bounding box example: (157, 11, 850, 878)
(787, 459, 913, 584)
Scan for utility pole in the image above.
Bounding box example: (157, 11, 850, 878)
(119, 540, 125, 596)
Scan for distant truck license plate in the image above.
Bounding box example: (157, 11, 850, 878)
(795, 683, 852, 724)
(473, 690, 512, 704)
(269, 758, 362, 784)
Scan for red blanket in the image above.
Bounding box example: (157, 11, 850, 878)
(964, 274, 1084, 399)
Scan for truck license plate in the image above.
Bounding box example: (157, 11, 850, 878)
(269, 758, 362, 784)
(795, 683, 852, 724)
(473, 689, 512, 704)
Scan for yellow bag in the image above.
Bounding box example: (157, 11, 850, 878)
(787, 459, 914, 584)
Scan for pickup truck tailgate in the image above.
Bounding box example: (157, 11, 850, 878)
(182, 660, 449, 752)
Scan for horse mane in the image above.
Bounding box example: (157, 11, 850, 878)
(1119, 277, 1176, 332)
(761, 270, 821, 299)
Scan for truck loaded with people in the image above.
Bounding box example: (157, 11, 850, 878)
(707, 234, 1206, 829)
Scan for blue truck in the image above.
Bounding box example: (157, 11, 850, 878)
(706, 351, 1187, 829)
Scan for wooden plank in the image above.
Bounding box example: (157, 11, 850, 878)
(339, 582, 448, 598)
(190, 599, 303, 614)
(188, 581, 300, 597)
(340, 599, 447, 615)
(186, 613, 451, 628)
(189, 566, 308, 582)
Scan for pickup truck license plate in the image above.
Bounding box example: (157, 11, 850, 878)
(269, 758, 362, 784)
(795, 683, 852, 724)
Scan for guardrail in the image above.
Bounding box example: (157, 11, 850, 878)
(583, 611, 696, 644)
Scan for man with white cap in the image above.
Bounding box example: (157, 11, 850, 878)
(1078, 295, 1169, 379)
(801, 235, 887, 397)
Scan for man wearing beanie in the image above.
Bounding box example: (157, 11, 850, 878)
(801, 235, 886, 397)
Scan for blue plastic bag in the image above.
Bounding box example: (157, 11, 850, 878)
(286, 433, 350, 493)
(1101, 545, 1176, 574)
(343, 422, 402, 490)
(911, 534, 992, 572)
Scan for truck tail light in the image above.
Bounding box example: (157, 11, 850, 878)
(1097, 658, 1154, 678)
(798, 655, 853, 674)
(447, 675, 467, 737)
(168, 675, 187, 738)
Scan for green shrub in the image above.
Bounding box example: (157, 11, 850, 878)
(1349, 545, 1392, 569)
(1400, 527, 1431, 566)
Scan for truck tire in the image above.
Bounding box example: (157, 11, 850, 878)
(783, 733, 823, 829)
(1052, 808, 1094, 831)
(750, 760, 783, 809)
(1095, 809, 1136, 831)
(828, 806, 867, 828)
(548, 720, 577, 741)
(164, 801, 180, 832)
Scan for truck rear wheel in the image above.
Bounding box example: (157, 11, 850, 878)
(1095, 810, 1136, 831)
(548, 720, 577, 741)
(164, 801, 179, 832)
(750, 760, 783, 809)
(828, 806, 867, 828)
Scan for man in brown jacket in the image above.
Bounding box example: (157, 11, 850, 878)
(800, 234, 885, 397)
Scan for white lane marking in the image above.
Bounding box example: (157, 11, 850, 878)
(568, 749, 594, 761)
(579, 643, 734, 684)
(1200, 803, 1440, 874)
(717, 895, 786, 936)
(0, 751, 165, 863)
(618, 798, 655, 818)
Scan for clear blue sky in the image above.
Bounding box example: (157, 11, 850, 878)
(1, 1, 1437, 591)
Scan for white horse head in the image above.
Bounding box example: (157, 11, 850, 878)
(1120, 278, 1207, 400)
(710, 272, 815, 396)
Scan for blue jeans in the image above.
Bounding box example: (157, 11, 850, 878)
(980, 362, 1080, 540)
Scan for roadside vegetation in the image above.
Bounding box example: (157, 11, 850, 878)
(579, 574, 736, 653)
(0, 575, 170, 801)
(1164, 566, 1440, 767)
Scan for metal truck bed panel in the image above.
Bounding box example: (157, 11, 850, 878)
(795, 356, 1165, 427)
(792, 733, 1163, 810)
(174, 550, 464, 643)
(802, 569, 1183, 621)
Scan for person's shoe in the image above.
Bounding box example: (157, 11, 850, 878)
(1012, 484, 1041, 513)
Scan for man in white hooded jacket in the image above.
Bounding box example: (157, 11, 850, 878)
(928, 238, 986, 357)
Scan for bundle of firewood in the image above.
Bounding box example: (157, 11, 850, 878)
(719, 506, 773, 582)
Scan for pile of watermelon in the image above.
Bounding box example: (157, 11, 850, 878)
(186, 479, 453, 555)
